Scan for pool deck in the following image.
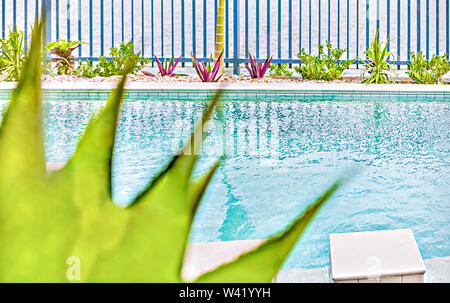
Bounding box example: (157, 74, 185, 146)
(183, 239, 450, 283)
(0, 81, 450, 97)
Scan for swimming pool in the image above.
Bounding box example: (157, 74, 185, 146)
(1, 95, 449, 269)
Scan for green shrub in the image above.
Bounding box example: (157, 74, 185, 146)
(295, 41, 354, 81)
(269, 63, 293, 77)
(76, 41, 149, 78)
(360, 32, 395, 84)
(407, 51, 450, 84)
(0, 22, 342, 282)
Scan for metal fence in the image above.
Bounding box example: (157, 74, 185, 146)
(1, 0, 449, 74)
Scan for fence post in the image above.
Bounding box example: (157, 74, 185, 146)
(43, 0, 51, 45)
(233, 0, 240, 75)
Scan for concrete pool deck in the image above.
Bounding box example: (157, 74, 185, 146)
(183, 239, 450, 283)
(0, 81, 450, 97)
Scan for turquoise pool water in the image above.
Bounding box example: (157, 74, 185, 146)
(1, 95, 449, 269)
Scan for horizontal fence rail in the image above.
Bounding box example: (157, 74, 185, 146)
(0, 0, 449, 74)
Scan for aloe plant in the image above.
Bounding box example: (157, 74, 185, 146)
(244, 53, 272, 79)
(360, 32, 395, 84)
(0, 21, 342, 282)
(191, 51, 224, 82)
(142, 55, 181, 77)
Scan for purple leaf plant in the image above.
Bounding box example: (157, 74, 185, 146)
(142, 55, 181, 77)
(191, 51, 223, 82)
(244, 52, 273, 79)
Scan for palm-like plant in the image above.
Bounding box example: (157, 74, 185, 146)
(0, 21, 342, 282)
(360, 32, 395, 84)
(49, 39, 84, 75)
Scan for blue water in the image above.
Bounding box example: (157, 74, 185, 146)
(1, 96, 449, 269)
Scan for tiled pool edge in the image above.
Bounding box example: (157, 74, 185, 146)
(1, 82, 449, 100)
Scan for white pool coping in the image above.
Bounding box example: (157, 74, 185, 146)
(183, 239, 450, 283)
(1, 81, 450, 95)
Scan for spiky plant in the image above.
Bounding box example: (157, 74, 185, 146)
(0, 22, 341, 283)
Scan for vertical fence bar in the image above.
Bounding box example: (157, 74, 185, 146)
(337, 0, 340, 49)
(55, 0, 58, 38)
(45, 0, 51, 45)
(233, 0, 240, 74)
(101, 0, 104, 56)
(67, 0, 70, 40)
(308, 0, 311, 54)
(417, 0, 420, 52)
(121, 0, 124, 42)
(387, 0, 390, 51)
(1, 0, 4, 38)
(193, 0, 196, 55)
(366, 0, 369, 50)
(13, 0, 16, 32)
(151, 0, 154, 60)
(318, 0, 321, 47)
(256, 0, 259, 58)
(203, 0, 207, 58)
(245, 0, 248, 57)
(278, 0, 281, 60)
(160, 0, 163, 58)
(436, 0, 439, 55)
(397, 0, 400, 65)
(24, 0, 28, 50)
(356, 0, 359, 67)
(226, 0, 229, 65)
(346, 0, 349, 59)
(299, 0, 301, 54)
(426, 0, 429, 59)
(112, 0, 114, 48)
(181, 0, 184, 65)
(408, 0, 411, 60)
(131, 0, 134, 44)
(289, 0, 292, 64)
(171, 0, 174, 56)
(266, 0, 270, 56)
(142, 0, 145, 57)
(78, 0, 81, 56)
(328, 0, 330, 42)
(447, 0, 449, 59)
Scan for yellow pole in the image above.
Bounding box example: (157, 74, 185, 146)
(214, 0, 225, 75)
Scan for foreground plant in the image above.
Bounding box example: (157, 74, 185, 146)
(49, 39, 84, 75)
(295, 41, 354, 81)
(407, 51, 450, 84)
(360, 32, 395, 84)
(142, 55, 181, 77)
(0, 22, 342, 282)
(244, 53, 272, 79)
(269, 63, 293, 77)
(192, 51, 224, 82)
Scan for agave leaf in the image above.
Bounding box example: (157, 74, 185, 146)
(86, 92, 223, 282)
(0, 22, 80, 282)
(194, 180, 341, 283)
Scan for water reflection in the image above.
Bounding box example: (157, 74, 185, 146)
(0, 96, 449, 269)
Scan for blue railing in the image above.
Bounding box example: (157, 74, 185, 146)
(0, 0, 449, 74)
